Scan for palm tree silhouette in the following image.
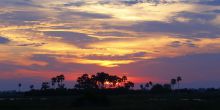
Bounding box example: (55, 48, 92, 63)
(144, 81, 153, 90)
(145, 83, 149, 90)
(140, 84, 144, 90)
(41, 82, 50, 90)
(177, 76, 182, 89)
(18, 83, 22, 92)
(51, 77, 57, 89)
(149, 81, 153, 86)
(30, 85, 34, 91)
(57, 75, 65, 89)
(171, 79, 177, 90)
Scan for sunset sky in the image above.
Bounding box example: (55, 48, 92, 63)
(1, 0, 220, 90)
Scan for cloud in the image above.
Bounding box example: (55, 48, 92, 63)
(63, 1, 86, 7)
(0, 37, 10, 44)
(43, 31, 96, 48)
(197, 0, 220, 6)
(16, 43, 47, 47)
(85, 52, 148, 60)
(0, 10, 50, 22)
(57, 10, 112, 20)
(115, 20, 220, 38)
(0, 0, 35, 7)
(212, 15, 220, 25)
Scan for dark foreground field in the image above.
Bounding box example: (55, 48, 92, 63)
(0, 90, 220, 110)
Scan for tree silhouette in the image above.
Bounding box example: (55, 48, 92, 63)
(140, 84, 145, 90)
(146, 81, 153, 90)
(18, 83, 22, 92)
(51, 77, 57, 89)
(177, 76, 182, 89)
(57, 75, 65, 89)
(151, 84, 171, 93)
(75, 74, 97, 89)
(94, 72, 110, 89)
(151, 84, 163, 93)
(145, 83, 149, 88)
(41, 82, 50, 90)
(75, 72, 133, 90)
(124, 81, 134, 89)
(30, 85, 34, 91)
(121, 75, 127, 82)
(149, 81, 153, 86)
(140, 81, 153, 90)
(163, 84, 171, 90)
(121, 75, 127, 87)
(107, 75, 121, 88)
(171, 78, 177, 90)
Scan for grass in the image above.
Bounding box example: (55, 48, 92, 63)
(0, 92, 220, 110)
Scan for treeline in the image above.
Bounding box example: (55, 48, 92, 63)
(16, 72, 185, 93)
(74, 72, 134, 89)
(17, 72, 135, 92)
(10, 72, 220, 96)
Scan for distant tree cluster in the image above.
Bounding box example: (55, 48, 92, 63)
(171, 76, 182, 89)
(22, 72, 134, 91)
(40, 75, 65, 90)
(140, 81, 153, 90)
(139, 76, 182, 93)
(51, 75, 65, 89)
(18, 72, 182, 94)
(74, 72, 134, 90)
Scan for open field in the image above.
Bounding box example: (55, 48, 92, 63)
(0, 91, 220, 110)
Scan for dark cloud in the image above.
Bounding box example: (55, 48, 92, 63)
(174, 11, 216, 22)
(58, 11, 112, 20)
(0, 37, 10, 44)
(64, 1, 86, 7)
(119, 0, 179, 5)
(30, 54, 97, 71)
(184, 40, 197, 48)
(95, 31, 130, 37)
(168, 40, 197, 48)
(0, 11, 48, 23)
(110, 20, 220, 38)
(0, 63, 21, 72)
(206, 10, 220, 14)
(44, 31, 97, 48)
(168, 41, 182, 47)
(16, 42, 47, 47)
(85, 52, 148, 60)
(120, 0, 141, 5)
(0, 0, 39, 7)
(197, 0, 220, 6)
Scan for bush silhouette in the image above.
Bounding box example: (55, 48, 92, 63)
(151, 84, 171, 93)
(73, 91, 110, 107)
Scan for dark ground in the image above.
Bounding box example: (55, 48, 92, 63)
(0, 90, 220, 110)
